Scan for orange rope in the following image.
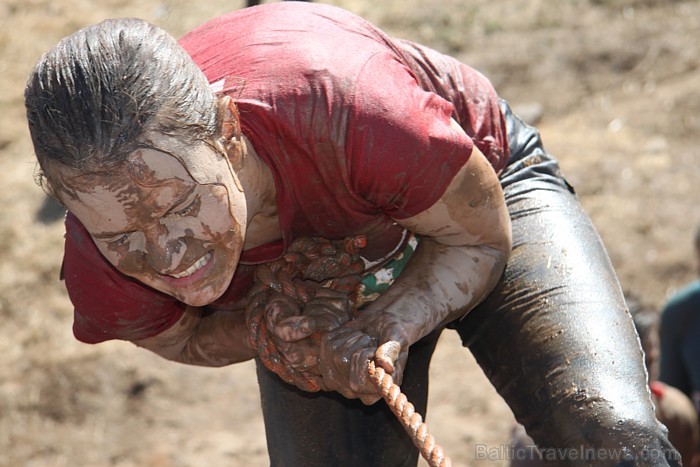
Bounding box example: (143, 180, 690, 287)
(368, 361, 453, 467)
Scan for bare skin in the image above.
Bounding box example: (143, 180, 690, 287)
(60, 98, 511, 398)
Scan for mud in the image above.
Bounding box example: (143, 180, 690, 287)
(2, 1, 700, 466)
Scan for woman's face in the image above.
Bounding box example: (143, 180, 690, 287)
(62, 135, 247, 306)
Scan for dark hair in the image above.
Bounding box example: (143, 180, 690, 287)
(24, 18, 220, 197)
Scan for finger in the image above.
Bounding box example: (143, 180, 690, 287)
(273, 315, 315, 342)
(313, 288, 348, 300)
(289, 353, 320, 370)
(303, 305, 345, 332)
(322, 326, 362, 349)
(311, 314, 343, 332)
(349, 346, 377, 393)
(270, 335, 292, 354)
(284, 345, 319, 368)
(304, 297, 351, 322)
(264, 295, 301, 328)
(390, 351, 408, 386)
(374, 340, 402, 374)
(318, 329, 366, 389)
(359, 393, 383, 405)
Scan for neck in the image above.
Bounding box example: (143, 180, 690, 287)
(236, 136, 281, 248)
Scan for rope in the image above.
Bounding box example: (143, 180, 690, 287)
(246, 235, 452, 466)
(246, 236, 366, 391)
(368, 361, 453, 467)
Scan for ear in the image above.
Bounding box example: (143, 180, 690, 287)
(216, 95, 245, 171)
(217, 95, 241, 142)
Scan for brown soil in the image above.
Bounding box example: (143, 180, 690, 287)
(1, 1, 699, 466)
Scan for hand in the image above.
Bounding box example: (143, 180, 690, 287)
(246, 234, 369, 391)
(270, 288, 353, 341)
(268, 288, 353, 370)
(317, 312, 409, 404)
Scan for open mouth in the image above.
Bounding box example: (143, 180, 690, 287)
(169, 252, 212, 279)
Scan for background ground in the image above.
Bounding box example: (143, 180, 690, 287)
(1, 0, 699, 465)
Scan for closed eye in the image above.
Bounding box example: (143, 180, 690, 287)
(171, 195, 201, 218)
(104, 233, 131, 247)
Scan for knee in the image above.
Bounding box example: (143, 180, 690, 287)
(527, 415, 681, 466)
(607, 418, 682, 466)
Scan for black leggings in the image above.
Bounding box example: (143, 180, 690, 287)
(255, 102, 680, 466)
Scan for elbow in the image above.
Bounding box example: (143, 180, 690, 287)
(485, 215, 512, 274)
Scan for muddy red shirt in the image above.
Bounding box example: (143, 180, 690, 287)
(64, 2, 509, 344)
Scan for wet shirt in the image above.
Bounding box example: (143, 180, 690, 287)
(64, 2, 509, 344)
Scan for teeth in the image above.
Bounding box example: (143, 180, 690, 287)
(170, 253, 211, 279)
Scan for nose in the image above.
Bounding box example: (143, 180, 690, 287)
(143, 225, 187, 274)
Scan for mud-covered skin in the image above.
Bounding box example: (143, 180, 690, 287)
(61, 146, 245, 307)
(133, 304, 256, 366)
(246, 236, 368, 391)
(269, 288, 354, 362)
(257, 329, 443, 467)
(57, 96, 279, 310)
(304, 139, 511, 404)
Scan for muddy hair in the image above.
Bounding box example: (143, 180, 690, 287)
(24, 18, 221, 199)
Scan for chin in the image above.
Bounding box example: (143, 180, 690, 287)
(177, 286, 227, 307)
(145, 262, 235, 306)
(180, 297, 212, 307)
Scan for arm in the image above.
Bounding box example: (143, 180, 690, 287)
(132, 305, 257, 367)
(371, 122, 511, 343)
(318, 123, 511, 401)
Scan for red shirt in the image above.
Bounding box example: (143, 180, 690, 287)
(65, 2, 509, 344)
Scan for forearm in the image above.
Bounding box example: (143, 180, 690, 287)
(362, 236, 509, 346)
(133, 305, 257, 367)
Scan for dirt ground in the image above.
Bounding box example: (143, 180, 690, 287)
(1, 0, 699, 466)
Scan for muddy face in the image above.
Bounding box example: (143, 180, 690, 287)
(62, 138, 246, 306)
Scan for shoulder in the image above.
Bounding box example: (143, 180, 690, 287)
(661, 281, 700, 319)
(180, 3, 398, 85)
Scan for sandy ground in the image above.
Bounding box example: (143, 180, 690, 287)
(2, 0, 700, 466)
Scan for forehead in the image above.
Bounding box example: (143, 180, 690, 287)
(142, 132, 231, 186)
(61, 149, 195, 229)
(58, 131, 229, 208)
(129, 149, 193, 185)
(65, 147, 192, 196)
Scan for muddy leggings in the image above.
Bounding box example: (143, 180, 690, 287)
(255, 101, 680, 466)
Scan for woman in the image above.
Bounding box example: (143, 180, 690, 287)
(25, 2, 679, 465)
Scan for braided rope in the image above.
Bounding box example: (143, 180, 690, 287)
(246, 236, 366, 391)
(368, 361, 453, 467)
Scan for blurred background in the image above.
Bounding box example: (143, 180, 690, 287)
(1, 0, 699, 465)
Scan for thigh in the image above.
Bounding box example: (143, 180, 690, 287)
(453, 170, 679, 464)
(453, 101, 680, 465)
(256, 329, 442, 467)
